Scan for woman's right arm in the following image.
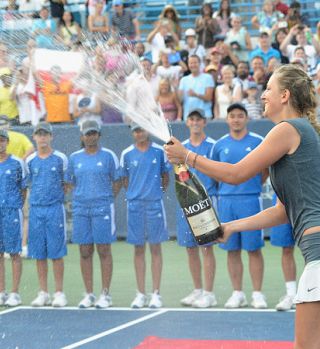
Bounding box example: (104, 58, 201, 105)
(165, 121, 300, 184)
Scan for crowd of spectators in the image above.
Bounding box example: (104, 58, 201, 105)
(0, 0, 320, 126)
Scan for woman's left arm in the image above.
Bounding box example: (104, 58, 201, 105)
(219, 199, 288, 243)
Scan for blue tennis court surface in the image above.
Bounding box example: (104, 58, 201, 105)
(0, 307, 294, 349)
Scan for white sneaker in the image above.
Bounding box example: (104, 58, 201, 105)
(4, 253, 10, 259)
(180, 289, 203, 306)
(52, 292, 68, 307)
(31, 291, 51, 307)
(193, 291, 217, 308)
(95, 289, 112, 309)
(0, 292, 8, 306)
(276, 295, 295, 311)
(78, 293, 96, 308)
(5, 293, 21, 307)
(148, 292, 162, 309)
(131, 292, 147, 309)
(251, 292, 268, 309)
(225, 291, 248, 309)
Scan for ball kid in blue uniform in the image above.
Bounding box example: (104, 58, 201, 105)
(176, 109, 218, 308)
(66, 120, 121, 309)
(26, 122, 68, 308)
(212, 103, 269, 309)
(0, 129, 27, 307)
(120, 124, 170, 309)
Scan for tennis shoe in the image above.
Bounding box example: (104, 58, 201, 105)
(52, 292, 68, 307)
(95, 289, 112, 309)
(148, 292, 162, 309)
(0, 292, 8, 306)
(31, 291, 51, 307)
(225, 291, 248, 308)
(131, 292, 147, 309)
(180, 289, 203, 306)
(192, 291, 217, 308)
(276, 294, 295, 311)
(5, 293, 21, 307)
(78, 293, 96, 308)
(251, 292, 268, 309)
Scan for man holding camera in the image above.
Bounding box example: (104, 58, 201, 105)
(280, 23, 320, 75)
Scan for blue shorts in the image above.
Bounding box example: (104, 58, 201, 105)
(0, 208, 23, 254)
(28, 203, 67, 259)
(127, 200, 169, 245)
(218, 195, 264, 252)
(176, 196, 217, 248)
(270, 193, 294, 248)
(270, 223, 294, 247)
(72, 203, 116, 245)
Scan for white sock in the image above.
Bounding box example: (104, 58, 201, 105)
(203, 290, 213, 296)
(286, 281, 297, 297)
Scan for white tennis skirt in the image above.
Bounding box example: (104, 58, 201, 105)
(294, 260, 320, 304)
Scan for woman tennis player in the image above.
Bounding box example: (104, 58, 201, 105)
(165, 64, 320, 349)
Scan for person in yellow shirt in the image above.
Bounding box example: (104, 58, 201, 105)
(0, 72, 19, 124)
(0, 115, 35, 258)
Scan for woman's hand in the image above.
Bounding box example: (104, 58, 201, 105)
(216, 222, 235, 244)
(164, 136, 189, 164)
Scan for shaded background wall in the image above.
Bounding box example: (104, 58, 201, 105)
(17, 119, 275, 237)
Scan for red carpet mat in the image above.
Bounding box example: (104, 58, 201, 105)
(135, 337, 294, 349)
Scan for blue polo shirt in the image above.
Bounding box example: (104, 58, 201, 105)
(212, 132, 264, 196)
(26, 150, 67, 206)
(120, 142, 171, 201)
(182, 136, 217, 196)
(0, 155, 26, 209)
(66, 148, 120, 206)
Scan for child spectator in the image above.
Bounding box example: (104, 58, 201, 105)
(242, 81, 263, 120)
(156, 78, 182, 122)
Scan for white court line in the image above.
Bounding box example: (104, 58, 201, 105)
(0, 306, 295, 313)
(0, 307, 21, 315)
(60, 309, 169, 349)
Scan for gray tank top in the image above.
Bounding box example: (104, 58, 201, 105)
(270, 118, 320, 246)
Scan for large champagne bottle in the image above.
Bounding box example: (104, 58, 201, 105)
(174, 164, 223, 245)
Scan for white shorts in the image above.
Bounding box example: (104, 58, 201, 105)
(294, 260, 320, 304)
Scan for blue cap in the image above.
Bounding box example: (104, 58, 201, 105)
(33, 122, 53, 134)
(227, 103, 248, 115)
(112, 0, 122, 5)
(130, 123, 143, 132)
(81, 120, 101, 135)
(187, 108, 206, 119)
